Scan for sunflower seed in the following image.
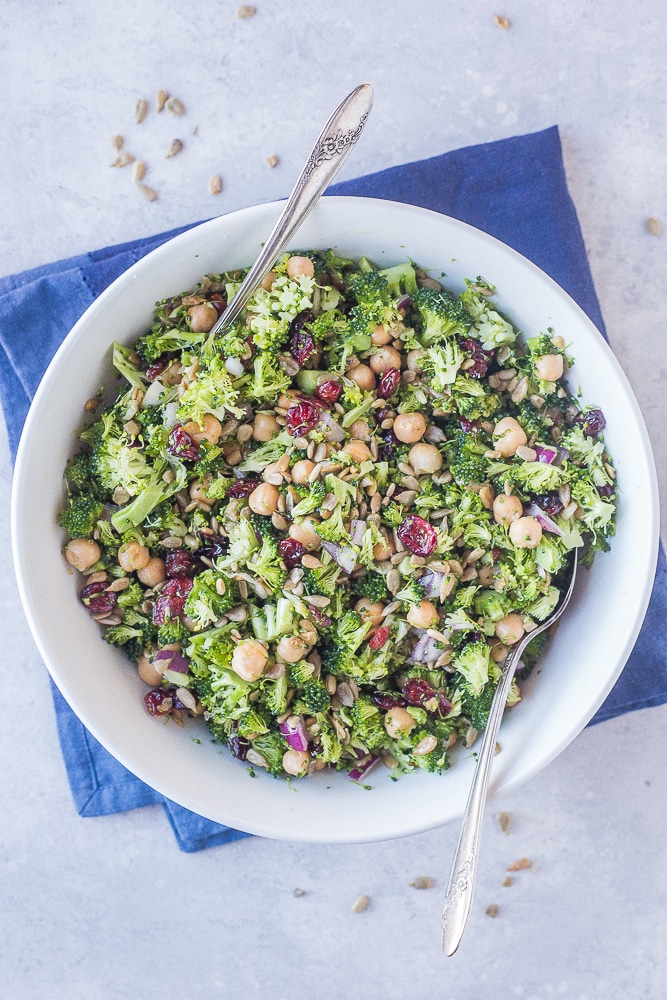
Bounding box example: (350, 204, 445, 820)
(166, 97, 186, 116)
(237, 4, 256, 16)
(493, 13, 511, 28)
(409, 877, 433, 890)
(303, 594, 330, 608)
(336, 682, 355, 707)
(246, 749, 268, 769)
(325, 674, 337, 695)
(413, 735, 437, 756)
(271, 512, 288, 532)
(646, 216, 662, 236)
(112, 134, 124, 151)
(155, 89, 169, 113)
(486, 904, 500, 918)
(497, 812, 512, 834)
(135, 98, 148, 124)
(132, 161, 146, 183)
(515, 445, 537, 462)
(511, 376, 528, 404)
(138, 184, 158, 202)
(106, 577, 130, 593)
(166, 138, 183, 159)
(208, 174, 223, 195)
(301, 554, 323, 570)
(110, 152, 134, 168)
(386, 569, 401, 595)
(351, 895, 370, 913)
(266, 155, 279, 169)
(507, 857, 532, 871)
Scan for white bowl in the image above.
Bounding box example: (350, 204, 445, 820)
(11, 197, 659, 843)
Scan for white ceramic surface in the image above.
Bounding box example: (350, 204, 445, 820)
(11, 196, 659, 843)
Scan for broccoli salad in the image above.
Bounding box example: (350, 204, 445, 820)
(60, 250, 616, 781)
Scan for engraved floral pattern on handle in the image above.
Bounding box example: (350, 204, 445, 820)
(304, 113, 370, 176)
(441, 851, 476, 925)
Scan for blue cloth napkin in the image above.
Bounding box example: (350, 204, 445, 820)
(2, 126, 665, 851)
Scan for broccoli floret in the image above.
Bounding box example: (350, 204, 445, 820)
(110, 466, 187, 534)
(237, 430, 292, 473)
(64, 451, 106, 500)
(448, 431, 489, 487)
(419, 341, 464, 390)
(247, 535, 287, 595)
(176, 355, 244, 425)
(135, 327, 207, 363)
(59, 495, 105, 539)
(287, 660, 317, 687)
(157, 617, 191, 647)
(142, 501, 184, 534)
(290, 480, 326, 518)
(116, 580, 145, 608)
(245, 273, 316, 353)
(250, 598, 295, 643)
(302, 680, 331, 714)
(320, 611, 371, 674)
(246, 352, 291, 404)
(570, 480, 615, 538)
(409, 733, 449, 774)
(103, 623, 146, 647)
(112, 342, 149, 392)
(352, 572, 389, 603)
(491, 460, 566, 493)
(348, 697, 387, 750)
(250, 731, 287, 776)
(261, 673, 289, 717)
(460, 279, 517, 351)
(247, 511, 278, 538)
(218, 325, 248, 359)
(454, 639, 494, 697)
(184, 570, 237, 632)
(348, 269, 398, 337)
(516, 400, 549, 439)
(314, 507, 350, 544)
(414, 287, 470, 346)
(462, 680, 498, 731)
(237, 709, 270, 738)
(378, 261, 419, 299)
(395, 579, 426, 606)
(381, 502, 405, 529)
(301, 560, 341, 597)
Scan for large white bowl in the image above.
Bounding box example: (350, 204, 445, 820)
(11, 197, 659, 843)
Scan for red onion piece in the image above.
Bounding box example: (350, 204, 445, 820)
(319, 410, 346, 443)
(349, 754, 381, 782)
(153, 650, 191, 673)
(523, 502, 564, 536)
(350, 519, 366, 547)
(533, 444, 558, 465)
(396, 295, 411, 311)
(409, 633, 443, 664)
(321, 540, 358, 575)
(279, 716, 309, 751)
(418, 569, 445, 599)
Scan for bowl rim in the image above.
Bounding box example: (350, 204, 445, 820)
(10, 196, 660, 842)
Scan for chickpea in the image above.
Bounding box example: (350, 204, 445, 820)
(188, 302, 219, 333)
(161, 361, 182, 386)
(261, 270, 278, 291)
(189, 477, 212, 504)
(248, 482, 280, 516)
(348, 419, 371, 440)
(64, 538, 100, 572)
(535, 353, 564, 382)
(183, 414, 222, 445)
(408, 442, 442, 475)
(493, 493, 523, 526)
(289, 516, 322, 551)
(282, 749, 311, 777)
(509, 515, 543, 549)
(490, 642, 510, 663)
(355, 598, 385, 628)
(495, 613, 525, 646)
(277, 390, 301, 410)
(369, 345, 402, 374)
(373, 532, 395, 561)
(384, 706, 417, 739)
(406, 349, 424, 372)
(407, 600, 440, 629)
(262, 462, 284, 484)
(493, 416, 527, 458)
(253, 412, 280, 442)
(393, 411, 427, 444)
(137, 556, 167, 587)
(286, 255, 315, 279)
(291, 459, 316, 485)
(276, 634, 310, 663)
(371, 325, 394, 346)
(231, 639, 269, 681)
(347, 363, 376, 392)
(118, 541, 150, 572)
(137, 655, 163, 687)
(342, 440, 373, 464)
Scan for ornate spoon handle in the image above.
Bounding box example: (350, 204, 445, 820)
(210, 83, 373, 338)
(441, 552, 578, 955)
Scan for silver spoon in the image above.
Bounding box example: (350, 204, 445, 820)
(441, 551, 579, 955)
(208, 83, 373, 339)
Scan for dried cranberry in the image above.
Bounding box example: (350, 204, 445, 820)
(226, 476, 260, 498)
(397, 515, 437, 557)
(597, 483, 615, 497)
(208, 293, 226, 313)
(286, 399, 321, 437)
(402, 677, 436, 706)
(146, 358, 167, 380)
(435, 693, 453, 717)
(289, 310, 316, 365)
(376, 368, 401, 399)
(459, 338, 495, 379)
(369, 627, 390, 651)
(162, 578, 194, 599)
(459, 417, 480, 433)
(315, 380, 343, 405)
(167, 425, 200, 462)
(152, 594, 185, 625)
(531, 492, 564, 517)
(308, 606, 333, 629)
(279, 538, 306, 569)
(165, 550, 196, 578)
(576, 408, 606, 438)
(228, 735, 250, 761)
(378, 427, 399, 461)
(144, 687, 186, 717)
(371, 691, 407, 710)
(80, 581, 118, 616)
(195, 537, 228, 561)
(492, 546, 501, 563)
